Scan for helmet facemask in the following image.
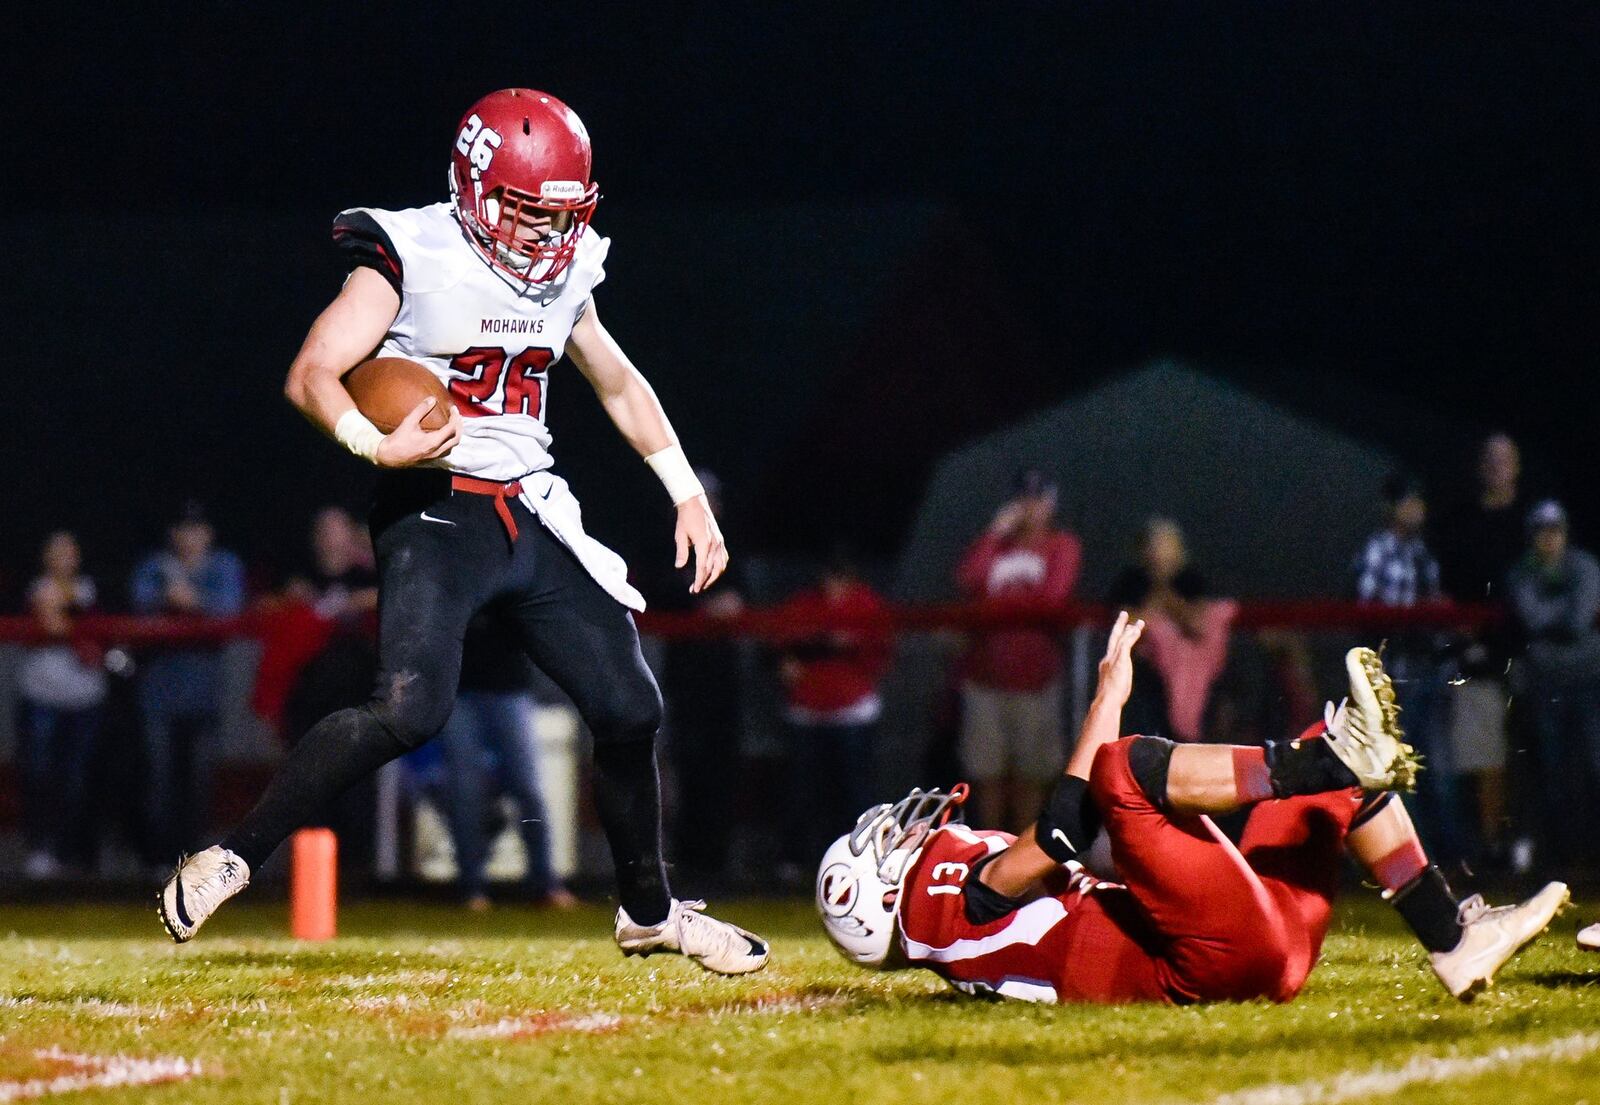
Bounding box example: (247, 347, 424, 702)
(451, 168, 598, 286)
(817, 785, 969, 968)
(852, 785, 971, 887)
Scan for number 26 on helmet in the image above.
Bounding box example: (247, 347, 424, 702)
(448, 88, 600, 285)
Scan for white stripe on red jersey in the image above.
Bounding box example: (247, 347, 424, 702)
(898, 825, 1094, 1003)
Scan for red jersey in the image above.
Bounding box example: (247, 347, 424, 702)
(776, 581, 894, 715)
(898, 825, 1108, 1003)
(955, 529, 1081, 691)
(895, 737, 1361, 1006)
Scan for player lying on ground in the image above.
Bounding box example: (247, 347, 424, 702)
(157, 89, 765, 973)
(818, 613, 1567, 1002)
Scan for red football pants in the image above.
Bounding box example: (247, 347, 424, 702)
(1053, 730, 1361, 1004)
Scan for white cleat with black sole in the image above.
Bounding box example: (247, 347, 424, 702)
(1430, 882, 1569, 1000)
(615, 898, 769, 975)
(159, 846, 250, 943)
(1322, 647, 1421, 792)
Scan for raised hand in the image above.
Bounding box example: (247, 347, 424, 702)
(1095, 610, 1146, 708)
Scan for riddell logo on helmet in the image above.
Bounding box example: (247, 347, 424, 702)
(541, 181, 585, 202)
(819, 865, 858, 916)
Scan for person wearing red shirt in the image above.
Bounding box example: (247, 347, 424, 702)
(777, 551, 895, 866)
(954, 470, 1081, 830)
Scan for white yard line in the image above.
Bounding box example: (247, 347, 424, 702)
(446, 1012, 623, 1040)
(705, 994, 853, 1018)
(1206, 1032, 1600, 1105)
(0, 1049, 201, 1101)
(0, 998, 157, 1020)
(439, 991, 848, 1040)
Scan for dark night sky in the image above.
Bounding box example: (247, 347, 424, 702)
(6, 2, 1598, 597)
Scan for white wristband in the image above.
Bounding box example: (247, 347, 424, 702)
(644, 444, 705, 505)
(334, 409, 385, 463)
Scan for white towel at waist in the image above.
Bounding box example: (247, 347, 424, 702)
(513, 469, 646, 612)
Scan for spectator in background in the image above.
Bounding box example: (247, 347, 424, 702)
(659, 470, 747, 876)
(776, 547, 894, 868)
(1352, 475, 1464, 860)
(1433, 433, 1525, 870)
(130, 502, 245, 865)
(1437, 433, 1527, 603)
(299, 506, 379, 622)
(439, 610, 576, 911)
(1508, 500, 1600, 874)
(1355, 475, 1441, 608)
(1108, 518, 1237, 743)
(275, 506, 381, 873)
(253, 506, 379, 734)
(16, 532, 106, 878)
(280, 506, 379, 736)
(955, 469, 1081, 830)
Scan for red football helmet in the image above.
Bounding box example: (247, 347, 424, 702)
(448, 89, 599, 284)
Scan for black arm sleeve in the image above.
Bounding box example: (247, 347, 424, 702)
(331, 211, 403, 295)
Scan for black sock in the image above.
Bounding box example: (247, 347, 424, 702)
(1265, 737, 1359, 798)
(221, 706, 405, 871)
(593, 740, 671, 926)
(1390, 865, 1464, 953)
(963, 854, 1026, 926)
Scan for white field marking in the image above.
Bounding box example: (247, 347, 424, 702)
(445, 1012, 623, 1040)
(343, 994, 417, 1013)
(436, 991, 850, 1040)
(0, 1048, 201, 1101)
(1206, 1032, 1600, 1105)
(4, 997, 272, 1020)
(325, 969, 452, 991)
(0, 998, 156, 1020)
(62, 1000, 148, 1019)
(444, 999, 491, 1023)
(706, 994, 852, 1018)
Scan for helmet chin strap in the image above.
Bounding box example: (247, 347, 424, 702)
(494, 241, 535, 272)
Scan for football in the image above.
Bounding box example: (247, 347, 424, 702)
(343, 356, 452, 433)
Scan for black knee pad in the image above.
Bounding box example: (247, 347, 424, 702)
(1126, 735, 1177, 809)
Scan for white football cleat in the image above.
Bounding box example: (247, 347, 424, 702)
(1578, 921, 1600, 951)
(158, 846, 250, 943)
(615, 899, 769, 975)
(1429, 882, 1569, 1000)
(1322, 647, 1421, 791)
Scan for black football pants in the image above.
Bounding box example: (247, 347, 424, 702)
(224, 470, 671, 922)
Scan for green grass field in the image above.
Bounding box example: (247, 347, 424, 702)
(1, 896, 1597, 1104)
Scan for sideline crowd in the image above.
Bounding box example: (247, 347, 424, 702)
(5, 432, 1598, 896)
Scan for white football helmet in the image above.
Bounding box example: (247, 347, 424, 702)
(816, 785, 969, 968)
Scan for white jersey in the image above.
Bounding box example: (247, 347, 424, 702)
(334, 203, 644, 610)
(335, 201, 608, 481)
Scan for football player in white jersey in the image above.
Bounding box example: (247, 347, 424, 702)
(159, 89, 768, 975)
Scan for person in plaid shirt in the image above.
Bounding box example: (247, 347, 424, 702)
(1352, 473, 1459, 858)
(1355, 474, 1441, 606)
